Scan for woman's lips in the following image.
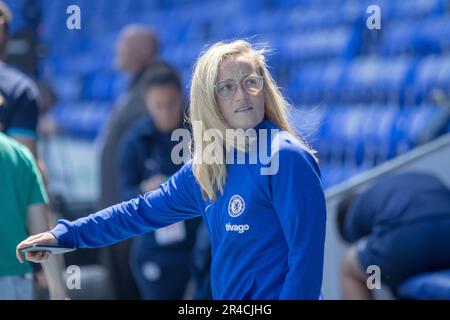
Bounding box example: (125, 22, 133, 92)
(234, 106, 254, 113)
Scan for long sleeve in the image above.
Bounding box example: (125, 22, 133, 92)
(50, 161, 202, 248)
(270, 146, 327, 299)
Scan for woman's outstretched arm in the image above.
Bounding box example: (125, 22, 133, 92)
(17, 161, 202, 260)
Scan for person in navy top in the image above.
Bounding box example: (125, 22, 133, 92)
(117, 67, 205, 299)
(17, 40, 327, 300)
(0, 2, 40, 157)
(337, 172, 450, 299)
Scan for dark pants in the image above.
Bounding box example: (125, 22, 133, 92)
(129, 232, 192, 300)
(108, 239, 141, 299)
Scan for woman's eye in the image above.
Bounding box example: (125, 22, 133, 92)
(245, 78, 257, 86)
(219, 83, 233, 93)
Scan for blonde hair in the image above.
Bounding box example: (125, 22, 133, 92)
(189, 40, 316, 201)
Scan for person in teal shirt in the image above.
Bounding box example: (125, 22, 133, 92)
(0, 132, 65, 299)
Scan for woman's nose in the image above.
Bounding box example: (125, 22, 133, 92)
(234, 82, 249, 100)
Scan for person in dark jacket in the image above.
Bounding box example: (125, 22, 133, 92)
(337, 172, 450, 299)
(98, 24, 172, 299)
(117, 67, 205, 299)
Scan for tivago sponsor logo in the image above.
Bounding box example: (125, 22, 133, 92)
(225, 223, 250, 234)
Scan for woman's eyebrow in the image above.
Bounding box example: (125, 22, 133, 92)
(218, 73, 255, 82)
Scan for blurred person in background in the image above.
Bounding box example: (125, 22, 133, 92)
(0, 2, 60, 297)
(118, 67, 204, 299)
(0, 132, 66, 300)
(337, 172, 450, 299)
(98, 24, 172, 299)
(0, 1, 39, 158)
(99, 24, 171, 208)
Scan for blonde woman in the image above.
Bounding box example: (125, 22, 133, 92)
(16, 40, 327, 300)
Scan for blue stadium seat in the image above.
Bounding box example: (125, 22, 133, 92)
(51, 75, 82, 101)
(397, 269, 450, 300)
(417, 16, 450, 53)
(389, 0, 446, 19)
(381, 16, 450, 57)
(53, 102, 111, 139)
(281, 27, 358, 62)
(341, 57, 414, 103)
(411, 55, 450, 102)
(380, 21, 419, 56)
(289, 60, 347, 104)
(81, 72, 119, 101)
(306, 103, 442, 187)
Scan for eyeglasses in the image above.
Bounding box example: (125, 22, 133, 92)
(214, 74, 264, 99)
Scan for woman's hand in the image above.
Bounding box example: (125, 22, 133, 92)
(16, 232, 58, 263)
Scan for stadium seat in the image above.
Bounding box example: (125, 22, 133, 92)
(397, 269, 450, 300)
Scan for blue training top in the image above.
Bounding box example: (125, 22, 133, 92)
(50, 119, 327, 300)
